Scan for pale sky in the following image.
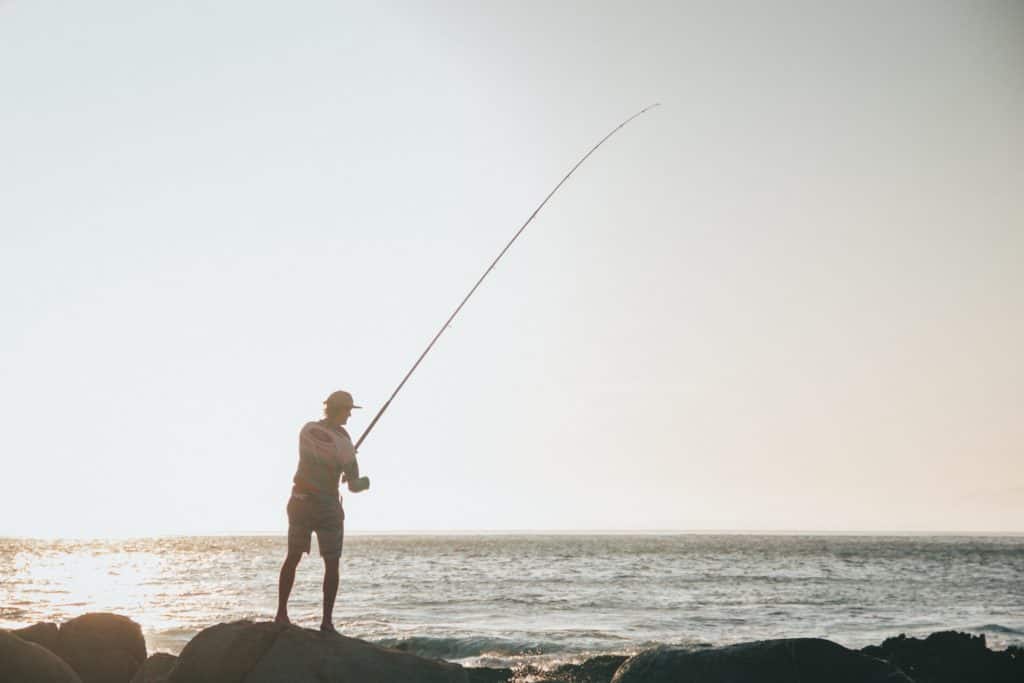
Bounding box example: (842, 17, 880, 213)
(1, 0, 1022, 537)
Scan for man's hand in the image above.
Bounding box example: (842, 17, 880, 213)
(347, 476, 370, 493)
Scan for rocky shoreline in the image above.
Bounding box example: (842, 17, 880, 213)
(2, 612, 1022, 682)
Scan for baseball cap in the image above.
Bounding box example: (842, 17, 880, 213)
(324, 390, 362, 409)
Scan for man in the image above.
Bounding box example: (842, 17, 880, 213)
(275, 390, 369, 633)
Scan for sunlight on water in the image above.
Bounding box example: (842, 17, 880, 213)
(1, 538, 283, 651)
(6, 544, 180, 634)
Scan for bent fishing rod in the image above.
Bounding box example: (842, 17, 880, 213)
(354, 103, 661, 455)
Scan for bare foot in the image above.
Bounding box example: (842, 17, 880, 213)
(274, 614, 291, 626)
(320, 622, 339, 635)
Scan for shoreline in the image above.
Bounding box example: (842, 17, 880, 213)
(4, 613, 1023, 683)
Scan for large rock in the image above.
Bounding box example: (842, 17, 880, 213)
(129, 653, 179, 683)
(12, 621, 60, 652)
(166, 620, 468, 683)
(0, 628, 83, 683)
(611, 638, 913, 683)
(861, 631, 1024, 683)
(56, 612, 147, 683)
(164, 621, 282, 683)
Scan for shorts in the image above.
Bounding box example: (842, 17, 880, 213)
(287, 493, 345, 559)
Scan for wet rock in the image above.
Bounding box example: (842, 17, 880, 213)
(466, 654, 630, 683)
(165, 620, 468, 683)
(55, 613, 147, 683)
(611, 638, 912, 683)
(0, 628, 83, 683)
(466, 666, 512, 683)
(129, 653, 179, 683)
(544, 654, 630, 682)
(860, 631, 1024, 683)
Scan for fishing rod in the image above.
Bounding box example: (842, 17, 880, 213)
(354, 103, 661, 455)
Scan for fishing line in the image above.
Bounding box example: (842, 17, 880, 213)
(354, 103, 661, 453)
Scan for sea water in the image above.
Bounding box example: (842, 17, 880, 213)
(1, 534, 1022, 668)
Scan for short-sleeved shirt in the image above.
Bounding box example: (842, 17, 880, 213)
(292, 421, 357, 497)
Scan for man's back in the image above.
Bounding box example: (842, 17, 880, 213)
(293, 421, 356, 496)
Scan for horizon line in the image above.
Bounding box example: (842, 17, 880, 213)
(3, 528, 1023, 541)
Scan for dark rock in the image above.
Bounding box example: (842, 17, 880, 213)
(466, 666, 512, 683)
(611, 638, 912, 683)
(12, 621, 60, 652)
(165, 621, 282, 683)
(56, 612, 148, 683)
(165, 620, 468, 683)
(0, 628, 83, 683)
(129, 653, 178, 683)
(860, 631, 1024, 683)
(465, 654, 629, 683)
(540, 654, 631, 682)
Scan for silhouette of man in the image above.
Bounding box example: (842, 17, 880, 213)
(275, 390, 368, 633)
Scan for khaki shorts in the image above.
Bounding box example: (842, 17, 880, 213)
(287, 493, 345, 559)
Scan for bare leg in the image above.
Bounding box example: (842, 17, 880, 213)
(320, 556, 340, 633)
(275, 551, 303, 624)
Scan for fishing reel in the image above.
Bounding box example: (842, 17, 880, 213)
(342, 459, 370, 493)
(346, 475, 370, 493)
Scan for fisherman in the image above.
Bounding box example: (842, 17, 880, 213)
(275, 390, 369, 634)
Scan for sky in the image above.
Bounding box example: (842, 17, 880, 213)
(1, 0, 1022, 537)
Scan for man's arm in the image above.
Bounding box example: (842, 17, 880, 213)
(341, 454, 370, 493)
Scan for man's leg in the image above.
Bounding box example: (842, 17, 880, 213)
(280, 494, 313, 625)
(320, 556, 340, 633)
(318, 498, 345, 634)
(275, 551, 303, 625)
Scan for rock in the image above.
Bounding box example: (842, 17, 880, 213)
(56, 612, 147, 683)
(464, 654, 630, 683)
(165, 620, 468, 683)
(12, 621, 60, 652)
(129, 653, 178, 683)
(860, 631, 1024, 683)
(164, 621, 283, 683)
(0, 628, 83, 683)
(545, 654, 630, 682)
(611, 638, 913, 683)
(465, 667, 512, 683)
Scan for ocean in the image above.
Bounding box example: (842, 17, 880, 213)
(1, 534, 1022, 669)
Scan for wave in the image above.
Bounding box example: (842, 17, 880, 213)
(970, 624, 1024, 636)
(373, 635, 565, 661)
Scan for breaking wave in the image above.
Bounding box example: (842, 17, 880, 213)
(373, 635, 565, 661)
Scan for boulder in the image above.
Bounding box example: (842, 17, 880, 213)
(164, 621, 283, 683)
(129, 653, 179, 683)
(861, 631, 1024, 683)
(166, 620, 468, 683)
(12, 621, 60, 652)
(0, 628, 83, 683)
(611, 638, 913, 683)
(56, 612, 147, 683)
